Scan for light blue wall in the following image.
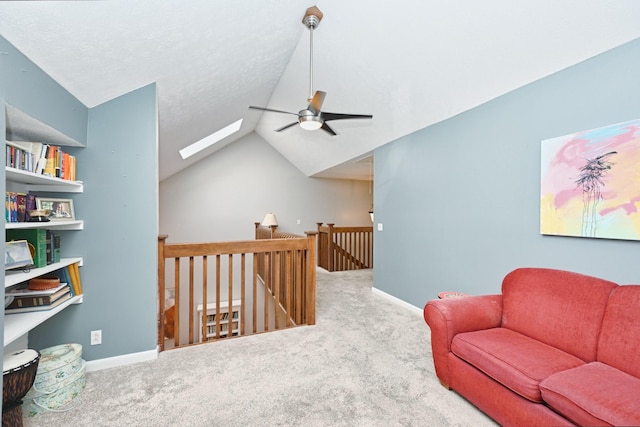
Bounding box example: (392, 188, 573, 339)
(2, 36, 158, 361)
(30, 84, 158, 360)
(0, 36, 87, 145)
(373, 38, 640, 308)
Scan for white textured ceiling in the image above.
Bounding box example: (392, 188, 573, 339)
(1, 1, 640, 181)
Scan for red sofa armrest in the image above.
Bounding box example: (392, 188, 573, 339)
(424, 295, 503, 388)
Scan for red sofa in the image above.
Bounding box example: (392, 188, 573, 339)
(423, 267, 640, 426)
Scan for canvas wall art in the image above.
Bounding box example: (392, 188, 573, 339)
(540, 118, 640, 241)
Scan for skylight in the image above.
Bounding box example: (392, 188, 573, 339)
(179, 118, 243, 160)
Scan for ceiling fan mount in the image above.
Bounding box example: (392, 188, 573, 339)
(249, 6, 372, 136)
(302, 5, 323, 31)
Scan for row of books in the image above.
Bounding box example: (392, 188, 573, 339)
(5, 262, 83, 314)
(5, 192, 36, 223)
(5, 141, 77, 181)
(7, 263, 83, 313)
(6, 228, 61, 268)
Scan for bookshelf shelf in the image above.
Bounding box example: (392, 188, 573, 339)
(4, 295, 83, 346)
(5, 257, 83, 288)
(5, 167, 83, 193)
(6, 220, 84, 231)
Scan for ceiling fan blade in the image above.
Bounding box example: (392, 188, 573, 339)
(249, 106, 299, 116)
(321, 122, 337, 136)
(322, 112, 373, 121)
(275, 122, 299, 132)
(308, 90, 326, 114)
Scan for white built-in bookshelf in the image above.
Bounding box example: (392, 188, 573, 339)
(4, 157, 84, 346)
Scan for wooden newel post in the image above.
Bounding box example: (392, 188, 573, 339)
(157, 235, 168, 351)
(316, 223, 324, 269)
(254, 222, 261, 240)
(305, 231, 318, 325)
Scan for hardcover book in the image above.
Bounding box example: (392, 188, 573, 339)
(25, 193, 37, 221)
(4, 291, 72, 314)
(5, 285, 71, 309)
(16, 193, 26, 222)
(53, 233, 61, 263)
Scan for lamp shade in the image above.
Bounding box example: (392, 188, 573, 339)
(261, 213, 278, 227)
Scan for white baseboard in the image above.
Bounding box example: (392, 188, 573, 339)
(371, 287, 423, 316)
(85, 346, 158, 372)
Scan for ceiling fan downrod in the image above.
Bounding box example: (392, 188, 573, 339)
(248, 5, 372, 136)
(303, 6, 323, 103)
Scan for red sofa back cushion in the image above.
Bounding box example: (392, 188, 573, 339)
(502, 268, 618, 362)
(597, 285, 640, 377)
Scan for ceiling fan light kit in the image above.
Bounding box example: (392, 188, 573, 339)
(298, 111, 323, 130)
(249, 6, 372, 136)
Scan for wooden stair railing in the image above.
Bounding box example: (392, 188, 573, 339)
(316, 223, 373, 272)
(158, 231, 316, 351)
(254, 223, 309, 327)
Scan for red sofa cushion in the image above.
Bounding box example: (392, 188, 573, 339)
(540, 362, 640, 426)
(451, 327, 584, 402)
(501, 268, 618, 362)
(597, 285, 640, 378)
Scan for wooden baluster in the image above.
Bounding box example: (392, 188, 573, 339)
(188, 256, 195, 344)
(252, 251, 258, 334)
(215, 254, 221, 339)
(274, 251, 281, 330)
(240, 253, 245, 336)
(228, 254, 233, 338)
(285, 250, 292, 327)
(201, 255, 208, 342)
(174, 257, 180, 347)
(264, 252, 269, 331)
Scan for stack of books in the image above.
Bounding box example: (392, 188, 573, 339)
(5, 282, 72, 314)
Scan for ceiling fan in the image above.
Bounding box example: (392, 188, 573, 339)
(249, 6, 373, 136)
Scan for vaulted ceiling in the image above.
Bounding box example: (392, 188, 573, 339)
(1, 1, 639, 181)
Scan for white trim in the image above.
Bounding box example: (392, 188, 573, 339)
(371, 287, 423, 316)
(85, 347, 158, 372)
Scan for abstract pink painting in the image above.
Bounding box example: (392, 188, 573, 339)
(541, 118, 640, 241)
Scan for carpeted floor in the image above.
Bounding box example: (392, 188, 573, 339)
(24, 269, 496, 427)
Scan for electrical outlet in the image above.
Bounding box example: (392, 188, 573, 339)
(91, 330, 102, 345)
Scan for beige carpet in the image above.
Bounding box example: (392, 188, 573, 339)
(25, 269, 496, 427)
